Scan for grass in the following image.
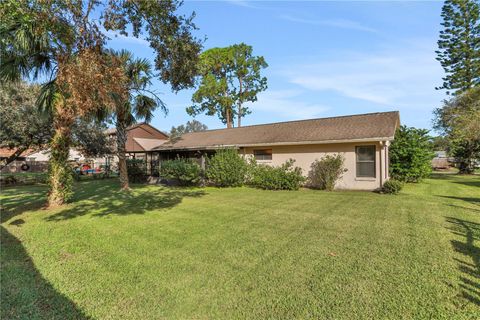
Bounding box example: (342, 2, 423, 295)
(1, 174, 479, 319)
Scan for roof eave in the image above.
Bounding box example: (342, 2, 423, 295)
(152, 136, 395, 151)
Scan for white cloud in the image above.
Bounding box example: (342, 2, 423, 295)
(281, 43, 444, 109)
(245, 89, 330, 120)
(279, 15, 378, 33)
(224, 0, 257, 8)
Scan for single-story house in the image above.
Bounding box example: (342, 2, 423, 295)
(150, 111, 400, 190)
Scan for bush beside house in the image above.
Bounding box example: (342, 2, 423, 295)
(381, 179, 403, 194)
(248, 159, 305, 190)
(160, 159, 202, 186)
(308, 154, 347, 191)
(389, 126, 435, 182)
(206, 149, 248, 187)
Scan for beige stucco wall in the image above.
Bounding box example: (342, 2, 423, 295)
(241, 141, 390, 190)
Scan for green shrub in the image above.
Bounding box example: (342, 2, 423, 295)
(160, 159, 202, 186)
(389, 126, 434, 182)
(382, 179, 403, 194)
(248, 159, 305, 190)
(308, 154, 347, 191)
(206, 149, 247, 187)
(127, 159, 147, 183)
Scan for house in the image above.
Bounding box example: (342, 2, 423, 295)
(1, 123, 169, 173)
(0, 148, 34, 163)
(105, 123, 169, 173)
(28, 148, 88, 162)
(106, 123, 168, 155)
(0, 148, 39, 172)
(431, 150, 451, 169)
(151, 111, 400, 190)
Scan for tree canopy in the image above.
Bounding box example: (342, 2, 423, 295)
(389, 126, 435, 182)
(0, 0, 202, 206)
(434, 86, 480, 173)
(436, 0, 480, 95)
(169, 120, 208, 141)
(0, 82, 112, 169)
(187, 43, 267, 128)
(106, 49, 163, 190)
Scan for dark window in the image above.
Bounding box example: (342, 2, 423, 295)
(356, 145, 376, 178)
(254, 149, 272, 161)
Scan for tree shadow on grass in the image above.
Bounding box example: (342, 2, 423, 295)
(46, 182, 207, 221)
(430, 173, 480, 187)
(0, 226, 91, 319)
(438, 196, 480, 206)
(0, 185, 47, 224)
(446, 217, 480, 307)
(0, 180, 116, 224)
(453, 179, 480, 188)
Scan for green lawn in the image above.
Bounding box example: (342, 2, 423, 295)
(1, 174, 479, 319)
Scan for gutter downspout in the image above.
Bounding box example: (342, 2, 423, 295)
(379, 141, 384, 188)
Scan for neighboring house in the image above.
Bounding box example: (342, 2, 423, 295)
(1, 123, 169, 173)
(28, 148, 87, 162)
(431, 150, 451, 169)
(0, 147, 34, 163)
(151, 112, 400, 190)
(0, 148, 37, 173)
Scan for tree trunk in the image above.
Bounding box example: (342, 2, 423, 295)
(226, 108, 232, 128)
(458, 143, 475, 174)
(237, 104, 242, 128)
(458, 160, 474, 174)
(116, 112, 130, 190)
(0, 146, 28, 170)
(237, 77, 243, 127)
(47, 101, 73, 207)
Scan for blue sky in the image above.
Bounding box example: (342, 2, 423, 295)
(106, 0, 446, 133)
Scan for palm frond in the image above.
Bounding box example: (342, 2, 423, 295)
(133, 95, 164, 123)
(36, 80, 58, 114)
(0, 19, 55, 82)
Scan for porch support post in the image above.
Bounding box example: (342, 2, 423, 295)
(200, 153, 206, 171)
(200, 152, 206, 186)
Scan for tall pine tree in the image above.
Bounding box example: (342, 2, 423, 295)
(436, 0, 480, 95)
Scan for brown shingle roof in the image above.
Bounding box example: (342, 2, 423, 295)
(132, 138, 168, 151)
(105, 123, 169, 137)
(0, 148, 36, 158)
(154, 111, 400, 151)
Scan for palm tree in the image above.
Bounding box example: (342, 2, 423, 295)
(109, 50, 164, 190)
(1, 3, 123, 206)
(0, 11, 75, 207)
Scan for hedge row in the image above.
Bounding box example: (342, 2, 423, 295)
(155, 149, 348, 191)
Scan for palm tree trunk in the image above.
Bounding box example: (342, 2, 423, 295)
(116, 112, 130, 190)
(47, 101, 73, 207)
